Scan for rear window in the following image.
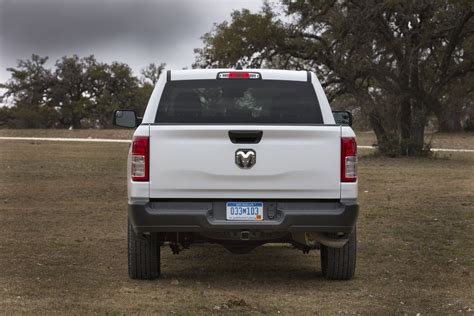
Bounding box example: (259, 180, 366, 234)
(155, 79, 323, 124)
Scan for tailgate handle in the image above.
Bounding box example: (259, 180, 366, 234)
(228, 130, 263, 144)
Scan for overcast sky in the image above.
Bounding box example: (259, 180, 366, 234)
(0, 0, 263, 83)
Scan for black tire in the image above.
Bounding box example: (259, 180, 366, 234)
(128, 220, 161, 280)
(320, 227, 357, 280)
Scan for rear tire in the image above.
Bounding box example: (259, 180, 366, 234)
(320, 227, 356, 280)
(128, 220, 161, 280)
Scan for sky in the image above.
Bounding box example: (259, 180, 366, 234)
(0, 0, 264, 83)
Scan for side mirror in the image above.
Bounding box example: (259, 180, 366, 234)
(113, 110, 139, 128)
(332, 111, 353, 126)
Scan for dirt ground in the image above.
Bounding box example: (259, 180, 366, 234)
(0, 132, 473, 314)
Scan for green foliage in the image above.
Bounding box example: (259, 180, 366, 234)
(194, 6, 287, 69)
(0, 54, 55, 127)
(194, 0, 473, 156)
(141, 62, 166, 85)
(1, 55, 164, 129)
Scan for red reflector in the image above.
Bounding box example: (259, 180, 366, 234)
(131, 136, 149, 182)
(341, 137, 357, 182)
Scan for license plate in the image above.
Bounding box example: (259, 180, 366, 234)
(226, 202, 263, 221)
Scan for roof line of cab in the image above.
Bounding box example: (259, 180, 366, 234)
(166, 69, 312, 83)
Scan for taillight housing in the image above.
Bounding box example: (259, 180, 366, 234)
(341, 137, 357, 182)
(131, 136, 149, 181)
(217, 72, 261, 79)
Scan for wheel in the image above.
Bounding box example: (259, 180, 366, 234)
(320, 226, 357, 280)
(128, 220, 161, 280)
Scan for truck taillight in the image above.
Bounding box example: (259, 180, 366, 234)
(341, 137, 357, 182)
(217, 72, 261, 79)
(131, 136, 149, 181)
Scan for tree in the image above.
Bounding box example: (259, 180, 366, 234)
(1, 54, 159, 128)
(433, 35, 474, 132)
(141, 62, 166, 85)
(0, 54, 58, 128)
(50, 55, 96, 128)
(194, 1, 473, 156)
(98, 62, 143, 127)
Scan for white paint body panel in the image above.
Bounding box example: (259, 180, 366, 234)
(142, 73, 167, 124)
(148, 126, 342, 199)
(171, 69, 308, 81)
(131, 69, 358, 201)
(310, 72, 335, 124)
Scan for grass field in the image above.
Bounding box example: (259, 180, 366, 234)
(0, 129, 473, 150)
(0, 131, 473, 314)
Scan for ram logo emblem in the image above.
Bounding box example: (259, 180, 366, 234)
(235, 149, 256, 169)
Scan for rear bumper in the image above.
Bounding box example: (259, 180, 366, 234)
(129, 199, 358, 234)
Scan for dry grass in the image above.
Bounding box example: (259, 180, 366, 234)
(0, 128, 134, 139)
(0, 129, 473, 150)
(355, 131, 474, 150)
(0, 132, 473, 314)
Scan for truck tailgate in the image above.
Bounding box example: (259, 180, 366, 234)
(148, 125, 341, 199)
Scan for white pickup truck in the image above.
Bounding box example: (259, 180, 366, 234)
(113, 69, 358, 280)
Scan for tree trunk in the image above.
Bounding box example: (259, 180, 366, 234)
(369, 108, 399, 156)
(405, 48, 426, 156)
(398, 60, 412, 155)
(434, 104, 463, 132)
(399, 96, 412, 154)
(408, 99, 426, 155)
